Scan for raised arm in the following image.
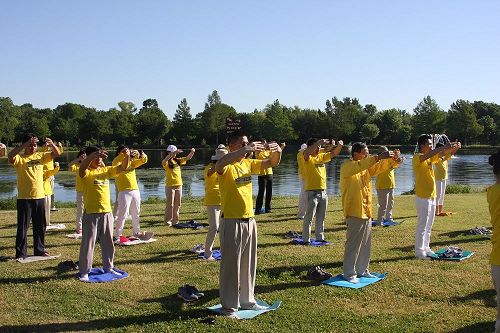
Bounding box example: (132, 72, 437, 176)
(115, 147, 131, 173)
(329, 140, 344, 158)
(79, 150, 108, 178)
(8, 137, 36, 164)
(216, 141, 264, 174)
(304, 139, 327, 161)
(261, 142, 283, 169)
(162, 151, 177, 165)
(45, 138, 61, 158)
(419, 142, 456, 162)
(184, 148, 196, 161)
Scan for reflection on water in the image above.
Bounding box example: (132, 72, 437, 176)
(0, 149, 495, 203)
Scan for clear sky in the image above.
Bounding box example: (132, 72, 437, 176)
(1, 1, 499, 119)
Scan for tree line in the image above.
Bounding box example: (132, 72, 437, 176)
(0, 91, 498, 147)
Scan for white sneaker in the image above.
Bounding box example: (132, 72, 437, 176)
(165, 221, 172, 227)
(425, 249, 436, 256)
(416, 253, 431, 260)
(241, 303, 268, 311)
(190, 244, 205, 254)
(105, 268, 122, 276)
(220, 311, 239, 319)
(342, 275, 360, 284)
(79, 274, 89, 282)
(358, 271, 377, 278)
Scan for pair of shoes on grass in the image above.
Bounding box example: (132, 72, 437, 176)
(306, 266, 332, 281)
(178, 284, 204, 302)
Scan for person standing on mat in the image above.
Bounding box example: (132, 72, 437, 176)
(302, 138, 343, 244)
(487, 150, 500, 333)
(340, 143, 397, 283)
(254, 139, 276, 214)
(78, 146, 130, 282)
(162, 145, 195, 226)
(68, 150, 86, 234)
(112, 146, 151, 241)
(375, 146, 402, 226)
(413, 134, 460, 260)
(215, 131, 282, 317)
(8, 134, 61, 259)
(203, 145, 228, 260)
(434, 141, 461, 217)
(296, 143, 308, 219)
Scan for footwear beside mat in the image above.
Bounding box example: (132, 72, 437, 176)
(291, 237, 331, 246)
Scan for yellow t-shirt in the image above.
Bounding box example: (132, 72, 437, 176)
(163, 157, 187, 187)
(375, 161, 400, 190)
(297, 150, 305, 179)
(43, 164, 60, 196)
(69, 164, 84, 193)
(340, 156, 394, 219)
(11, 152, 53, 199)
(112, 154, 148, 191)
(413, 153, 440, 199)
(302, 152, 332, 190)
(81, 166, 119, 213)
(434, 153, 451, 181)
(218, 158, 262, 219)
(489, 184, 500, 265)
(204, 164, 221, 206)
(256, 150, 273, 175)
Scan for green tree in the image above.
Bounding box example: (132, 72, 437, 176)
(447, 100, 483, 145)
(262, 100, 297, 142)
(412, 96, 446, 137)
(197, 91, 236, 144)
(360, 123, 380, 143)
(134, 99, 171, 145)
(478, 115, 496, 144)
(171, 98, 195, 144)
(0, 97, 20, 143)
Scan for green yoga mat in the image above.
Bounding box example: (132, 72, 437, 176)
(427, 249, 474, 261)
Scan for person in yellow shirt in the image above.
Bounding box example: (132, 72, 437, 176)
(68, 150, 86, 234)
(487, 150, 500, 333)
(434, 140, 461, 216)
(296, 143, 308, 219)
(162, 145, 195, 226)
(413, 134, 460, 260)
(43, 161, 60, 226)
(78, 146, 130, 282)
(254, 140, 274, 215)
(112, 145, 150, 240)
(375, 146, 401, 226)
(203, 145, 228, 260)
(215, 132, 282, 318)
(8, 134, 61, 259)
(340, 142, 396, 283)
(302, 138, 343, 244)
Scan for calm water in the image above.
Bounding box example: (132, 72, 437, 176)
(0, 149, 495, 203)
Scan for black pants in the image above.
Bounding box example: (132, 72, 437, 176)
(16, 199, 46, 258)
(255, 175, 273, 213)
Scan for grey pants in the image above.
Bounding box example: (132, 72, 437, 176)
(342, 216, 372, 279)
(377, 189, 394, 223)
(79, 212, 115, 275)
(302, 190, 328, 242)
(219, 217, 257, 314)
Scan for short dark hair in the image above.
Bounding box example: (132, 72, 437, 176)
(116, 145, 127, 157)
(489, 149, 500, 176)
(22, 133, 35, 144)
(228, 131, 246, 145)
(306, 138, 318, 147)
(351, 142, 367, 157)
(77, 149, 86, 158)
(417, 134, 432, 150)
(84, 146, 100, 156)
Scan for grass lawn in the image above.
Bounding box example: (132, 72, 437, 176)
(0, 193, 495, 332)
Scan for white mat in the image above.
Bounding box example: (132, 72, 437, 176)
(116, 238, 157, 246)
(65, 233, 82, 239)
(46, 224, 66, 230)
(17, 254, 61, 263)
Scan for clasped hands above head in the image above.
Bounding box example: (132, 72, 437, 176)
(245, 141, 282, 153)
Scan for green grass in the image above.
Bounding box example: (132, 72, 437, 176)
(0, 194, 496, 332)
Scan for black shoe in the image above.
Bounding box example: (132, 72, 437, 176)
(306, 266, 332, 281)
(265, 209, 272, 213)
(185, 284, 204, 298)
(177, 285, 198, 302)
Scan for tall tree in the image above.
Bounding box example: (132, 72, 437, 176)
(134, 99, 171, 145)
(262, 100, 297, 142)
(171, 98, 195, 144)
(447, 99, 483, 145)
(412, 96, 446, 138)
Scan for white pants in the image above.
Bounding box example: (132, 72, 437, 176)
(76, 191, 84, 232)
(297, 180, 307, 218)
(491, 265, 500, 332)
(415, 196, 436, 256)
(44, 195, 51, 225)
(204, 205, 221, 258)
(436, 180, 447, 206)
(114, 189, 141, 236)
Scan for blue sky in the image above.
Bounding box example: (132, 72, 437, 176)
(1, 1, 499, 118)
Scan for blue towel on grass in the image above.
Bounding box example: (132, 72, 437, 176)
(292, 237, 331, 246)
(427, 249, 474, 261)
(198, 250, 222, 261)
(208, 299, 281, 319)
(77, 268, 128, 283)
(322, 273, 386, 289)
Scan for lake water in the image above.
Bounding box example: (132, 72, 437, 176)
(0, 149, 495, 203)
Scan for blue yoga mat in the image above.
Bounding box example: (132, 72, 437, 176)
(198, 249, 222, 261)
(371, 220, 402, 227)
(292, 237, 331, 246)
(208, 299, 281, 319)
(77, 267, 129, 283)
(427, 249, 474, 261)
(322, 273, 387, 289)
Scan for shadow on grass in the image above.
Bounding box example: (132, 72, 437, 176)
(451, 321, 494, 333)
(439, 230, 490, 240)
(449, 288, 496, 308)
(0, 273, 75, 284)
(391, 238, 485, 252)
(115, 249, 197, 265)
